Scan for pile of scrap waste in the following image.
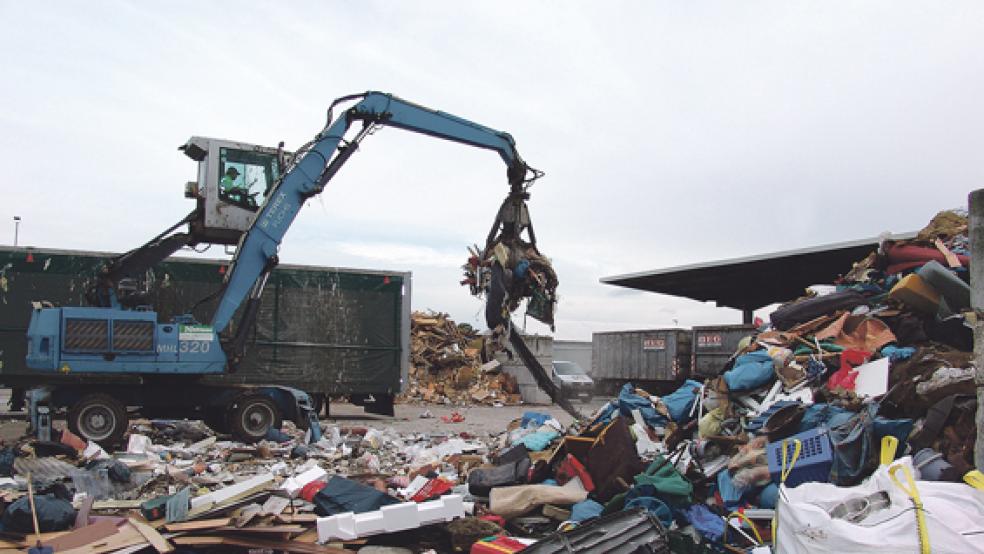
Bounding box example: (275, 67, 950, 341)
(460, 189, 560, 334)
(399, 311, 522, 406)
(3, 210, 983, 554)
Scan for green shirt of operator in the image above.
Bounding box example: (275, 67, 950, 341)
(220, 166, 241, 193)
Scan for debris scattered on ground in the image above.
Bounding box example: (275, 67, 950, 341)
(3, 210, 982, 553)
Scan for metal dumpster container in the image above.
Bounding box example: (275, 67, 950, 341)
(591, 329, 691, 395)
(691, 324, 756, 378)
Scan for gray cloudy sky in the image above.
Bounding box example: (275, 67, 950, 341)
(2, 2, 982, 339)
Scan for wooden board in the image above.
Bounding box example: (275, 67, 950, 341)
(127, 518, 174, 554)
(163, 518, 232, 532)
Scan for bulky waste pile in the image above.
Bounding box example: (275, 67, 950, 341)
(2, 210, 983, 553)
(399, 311, 521, 407)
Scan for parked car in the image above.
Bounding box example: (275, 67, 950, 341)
(551, 360, 594, 402)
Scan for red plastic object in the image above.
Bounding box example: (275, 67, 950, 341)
(827, 349, 870, 392)
(411, 477, 454, 502)
(555, 454, 595, 492)
(441, 412, 466, 423)
(299, 480, 328, 502)
(470, 536, 528, 554)
(479, 514, 507, 528)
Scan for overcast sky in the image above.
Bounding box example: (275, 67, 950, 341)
(2, 2, 982, 340)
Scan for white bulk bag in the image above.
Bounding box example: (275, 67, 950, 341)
(775, 456, 984, 554)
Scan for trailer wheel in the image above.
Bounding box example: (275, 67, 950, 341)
(68, 394, 127, 447)
(228, 394, 282, 443)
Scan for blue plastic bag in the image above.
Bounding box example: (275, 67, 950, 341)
(661, 380, 702, 423)
(723, 351, 775, 392)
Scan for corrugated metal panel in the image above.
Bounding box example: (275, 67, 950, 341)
(591, 329, 691, 382)
(692, 324, 756, 377)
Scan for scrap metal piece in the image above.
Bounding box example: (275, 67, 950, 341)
(521, 507, 670, 554)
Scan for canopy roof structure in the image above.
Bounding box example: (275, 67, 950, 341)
(601, 233, 916, 319)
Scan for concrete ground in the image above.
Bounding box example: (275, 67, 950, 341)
(0, 394, 611, 444)
(327, 399, 609, 436)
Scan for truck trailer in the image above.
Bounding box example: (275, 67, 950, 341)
(0, 245, 410, 420)
(591, 329, 692, 395)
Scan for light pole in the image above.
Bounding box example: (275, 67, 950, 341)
(13, 216, 20, 247)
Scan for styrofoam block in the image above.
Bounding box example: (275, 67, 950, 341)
(281, 465, 327, 498)
(317, 494, 464, 543)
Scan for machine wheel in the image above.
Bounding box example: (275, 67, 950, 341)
(68, 394, 127, 447)
(227, 394, 282, 443)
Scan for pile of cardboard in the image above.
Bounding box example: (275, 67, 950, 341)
(399, 312, 521, 406)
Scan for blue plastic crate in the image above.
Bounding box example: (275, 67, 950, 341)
(767, 426, 833, 488)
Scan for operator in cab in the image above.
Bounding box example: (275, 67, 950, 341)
(220, 166, 241, 193)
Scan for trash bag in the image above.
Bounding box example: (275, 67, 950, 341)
(0, 447, 15, 477)
(661, 380, 702, 422)
(828, 403, 877, 486)
(617, 383, 667, 428)
(86, 459, 131, 483)
(516, 430, 559, 452)
(312, 476, 400, 516)
(770, 290, 867, 331)
(468, 457, 531, 497)
(723, 351, 775, 392)
(2, 494, 75, 533)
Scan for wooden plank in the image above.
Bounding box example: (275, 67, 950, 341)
(215, 525, 305, 534)
(58, 522, 147, 554)
(47, 520, 120, 551)
(127, 518, 174, 554)
(91, 499, 144, 510)
(162, 518, 231, 532)
(173, 534, 350, 553)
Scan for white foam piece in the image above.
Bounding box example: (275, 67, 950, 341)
(317, 494, 465, 543)
(280, 465, 327, 498)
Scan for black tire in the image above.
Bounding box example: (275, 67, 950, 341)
(68, 393, 127, 447)
(227, 394, 282, 443)
(580, 396, 592, 404)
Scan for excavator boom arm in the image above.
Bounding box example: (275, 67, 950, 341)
(210, 91, 537, 334)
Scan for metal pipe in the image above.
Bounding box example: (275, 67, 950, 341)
(969, 188, 984, 471)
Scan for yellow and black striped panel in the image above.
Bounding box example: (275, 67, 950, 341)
(64, 319, 109, 351)
(112, 320, 155, 352)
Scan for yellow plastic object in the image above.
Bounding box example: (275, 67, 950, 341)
(889, 464, 930, 554)
(888, 273, 941, 315)
(773, 438, 803, 546)
(965, 470, 984, 491)
(726, 511, 763, 546)
(780, 438, 802, 483)
(880, 436, 899, 466)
